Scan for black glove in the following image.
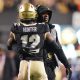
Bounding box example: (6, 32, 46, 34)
(66, 68, 72, 80)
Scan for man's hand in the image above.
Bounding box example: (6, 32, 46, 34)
(66, 68, 72, 80)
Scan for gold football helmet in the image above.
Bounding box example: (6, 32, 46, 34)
(18, 3, 37, 20)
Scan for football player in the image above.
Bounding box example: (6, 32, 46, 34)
(37, 5, 72, 80)
(7, 2, 62, 80)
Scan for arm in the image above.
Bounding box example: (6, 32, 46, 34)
(50, 26, 69, 67)
(7, 32, 15, 50)
(45, 32, 71, 69)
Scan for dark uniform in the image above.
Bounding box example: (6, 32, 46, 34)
(11, 22, 49, 60)
(10, 22, 49, 80)
(37, 5, 72, 80)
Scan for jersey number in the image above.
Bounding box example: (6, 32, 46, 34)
(21, 34, 40, 53)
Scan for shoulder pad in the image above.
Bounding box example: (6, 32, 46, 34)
(20, 22, 37, 26)
(13, 22, 20, 26)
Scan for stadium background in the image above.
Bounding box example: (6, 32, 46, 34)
(0, 0, 80, 80)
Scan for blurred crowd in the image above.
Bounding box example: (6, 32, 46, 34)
(0, 0, 80, 26)
(0, 0, 80, 12)
(0, 0, 80, 80)
(0, 47, 17, 80)
(0, 0, 80, 25)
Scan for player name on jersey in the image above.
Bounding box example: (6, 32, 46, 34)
(23, 27, 37, 32)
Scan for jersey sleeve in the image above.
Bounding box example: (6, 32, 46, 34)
(11, 26, 15, 33)
(11, 23, 18, 33)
